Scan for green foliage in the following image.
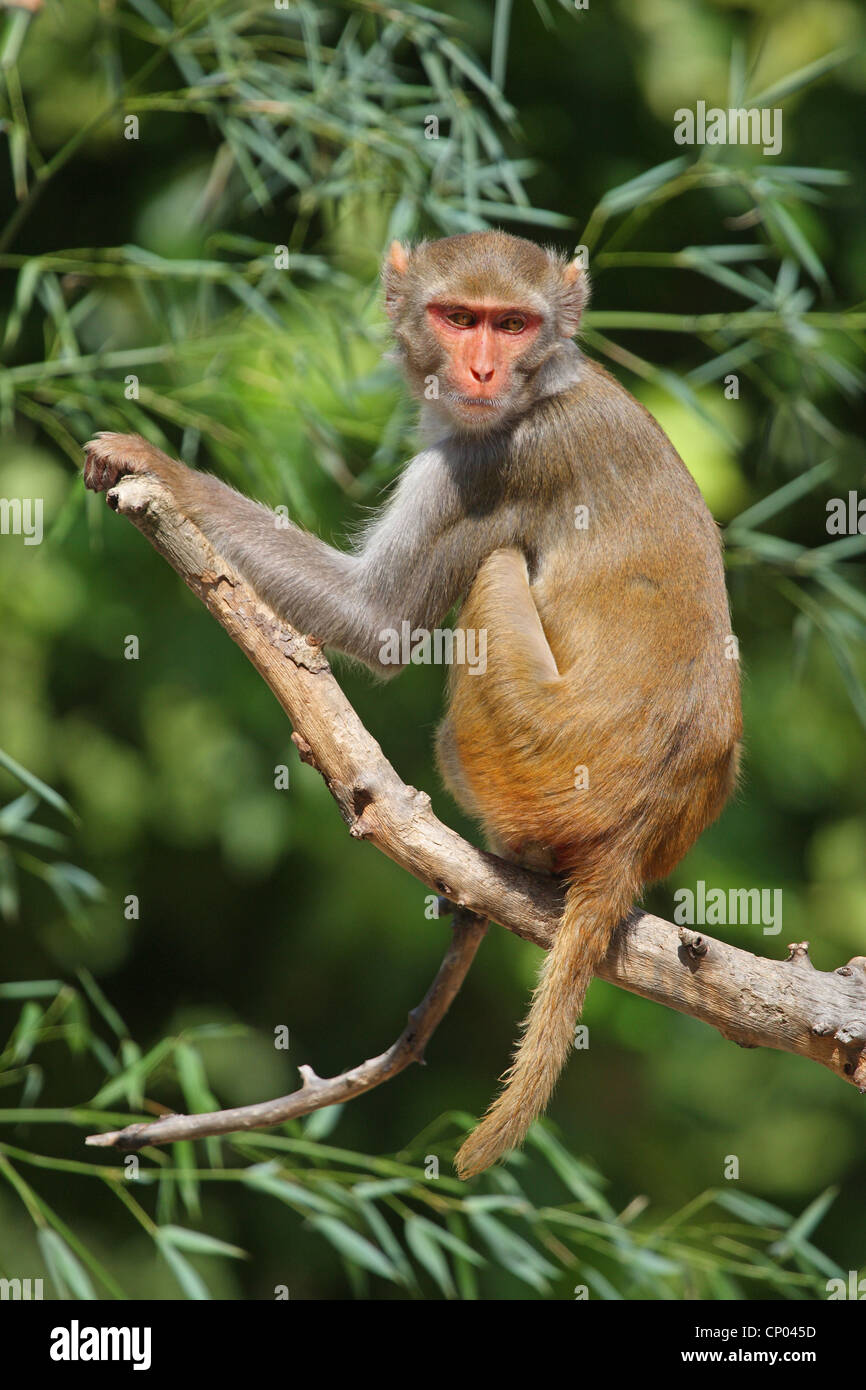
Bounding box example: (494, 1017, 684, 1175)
(0, 0, 864, 1299)
(0, 749, 102, 932)
(0, 974, 846, 1299)
(1, 3, 863, 708)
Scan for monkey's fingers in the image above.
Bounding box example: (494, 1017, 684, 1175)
(83, 431, 179, 494)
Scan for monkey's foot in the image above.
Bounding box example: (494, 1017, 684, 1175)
(495, 839, 558, 875)
(83, 432, 185, 496)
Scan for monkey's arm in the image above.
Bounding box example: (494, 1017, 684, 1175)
(84, 432, 494, 674)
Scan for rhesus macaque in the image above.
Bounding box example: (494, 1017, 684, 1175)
(84, 230, 741, 1178)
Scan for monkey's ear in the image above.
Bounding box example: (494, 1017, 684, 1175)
(387, 240, 410, 274)
(557, 258, 591, 338)
(383, 240, 411, 319)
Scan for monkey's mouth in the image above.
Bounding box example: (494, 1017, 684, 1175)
(448, 391, 505, 409)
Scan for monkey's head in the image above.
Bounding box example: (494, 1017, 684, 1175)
(382, 230, 589, 434)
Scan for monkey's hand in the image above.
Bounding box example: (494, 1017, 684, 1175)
(83, 432, 188, 498)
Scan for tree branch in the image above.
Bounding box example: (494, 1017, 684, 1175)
(84, 473, 866, 1151)
(88, 906, 488, 1150)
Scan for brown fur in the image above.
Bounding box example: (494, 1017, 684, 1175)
(84, 231, 741, 1180)
(438, 363, 740, 1177)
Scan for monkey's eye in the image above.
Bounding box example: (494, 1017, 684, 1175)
(498, 315, 527, 333)
(445, 310, 477, 328)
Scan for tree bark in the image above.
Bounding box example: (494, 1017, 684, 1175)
(85, 473, 866, 1151)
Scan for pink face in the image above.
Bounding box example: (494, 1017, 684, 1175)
(426, 300, 542, 412)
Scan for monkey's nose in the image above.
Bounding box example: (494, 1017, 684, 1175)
(471, 367, 494, 384)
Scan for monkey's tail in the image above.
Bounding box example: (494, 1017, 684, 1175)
(454, 869, 637, 1180)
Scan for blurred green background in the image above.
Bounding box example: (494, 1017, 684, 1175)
(0, 0, 865, 1299)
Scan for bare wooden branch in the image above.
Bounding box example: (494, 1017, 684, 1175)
(84, 473, 866, 1151)
(87, 906, 487, 1150)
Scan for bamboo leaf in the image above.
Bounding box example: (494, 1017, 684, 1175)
(308, 1216, 402, 1283)
(37, 1230, 97, 1300)
(770, 1187, 838, 1259)
(728, 461, 834, 530)
(159, 1225, 247, 1259)
(749, 48, 854, 108)
(156, 1235, 212, 1300)
(0, 749, 75, 822)
(597, 157, 690, 215)
(405, 1216, 456, 1297)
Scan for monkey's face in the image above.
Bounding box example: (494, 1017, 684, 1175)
(382, 232, 590, 435)
(422, 299, 545, 430)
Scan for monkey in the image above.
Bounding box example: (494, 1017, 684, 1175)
(83, 229, 742, 1179)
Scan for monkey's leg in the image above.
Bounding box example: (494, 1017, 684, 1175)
(436, 714, 556, 877)
(459, 548, 561, 685)
(447, 548, 568, 861)
(435, 716, 481, 817)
